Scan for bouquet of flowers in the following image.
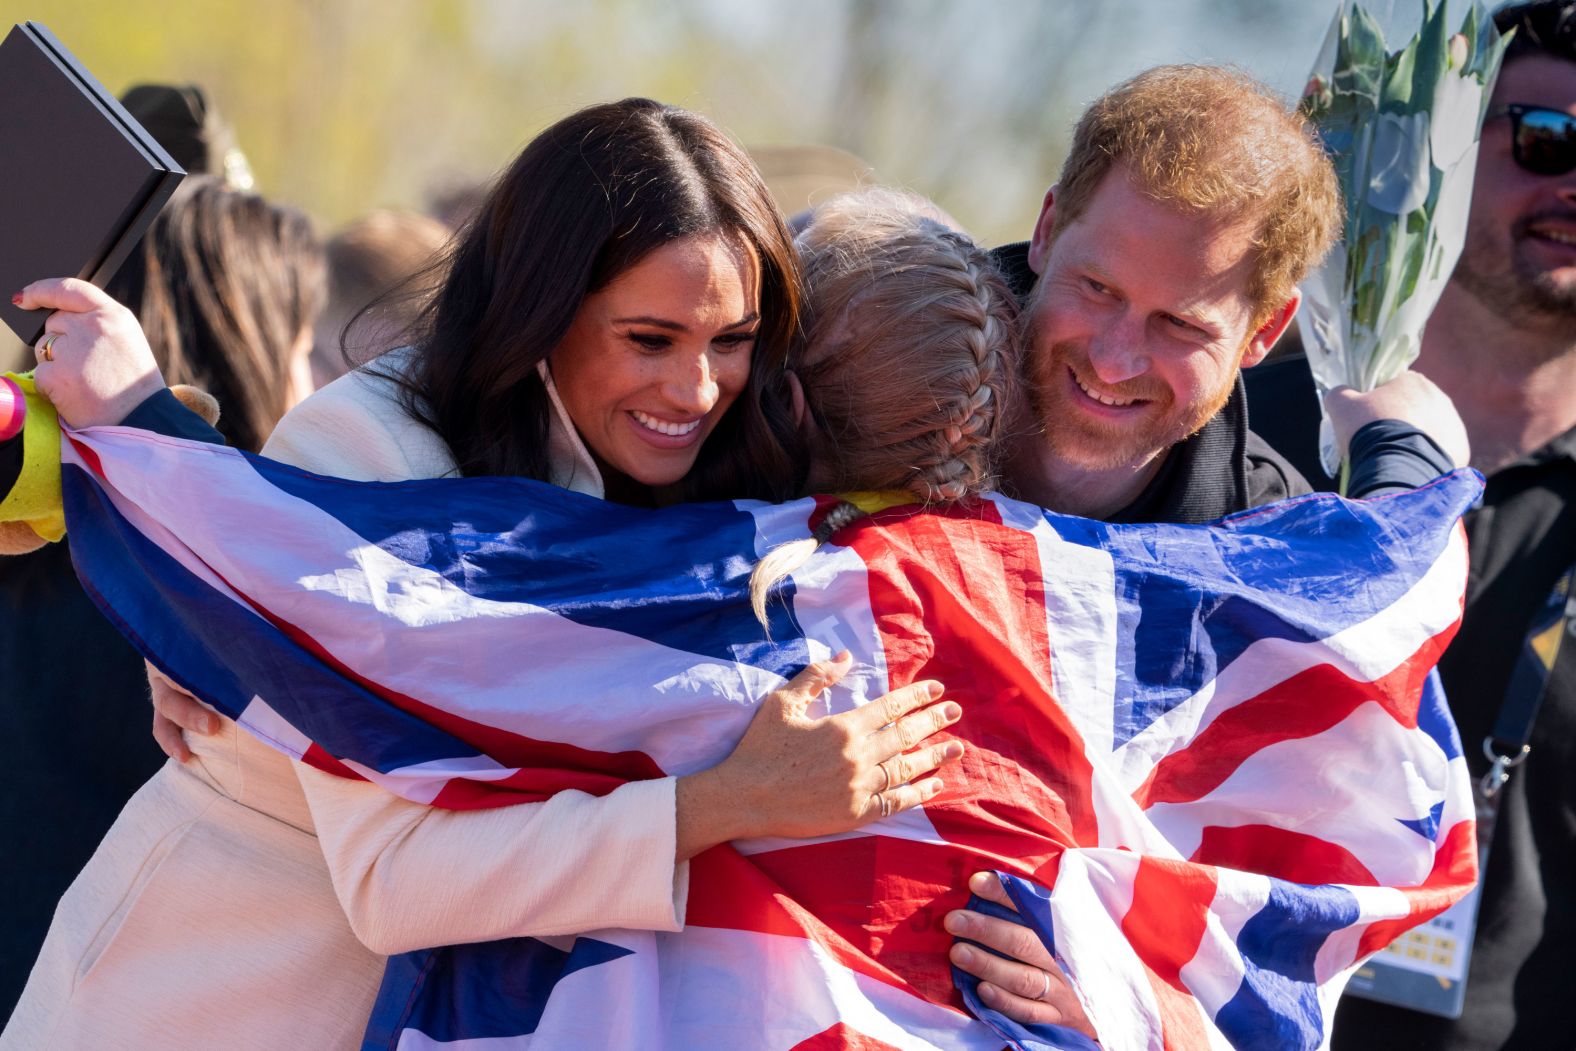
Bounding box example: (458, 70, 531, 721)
(1298, 0, 1509, 480)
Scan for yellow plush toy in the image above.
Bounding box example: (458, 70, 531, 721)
(0, 371, 219, 555)
(0, 372, 65, 551)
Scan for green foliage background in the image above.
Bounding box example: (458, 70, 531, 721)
(8, 0, 1337, 244)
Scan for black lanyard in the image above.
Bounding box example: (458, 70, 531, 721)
(1480, 560, 1576, 800)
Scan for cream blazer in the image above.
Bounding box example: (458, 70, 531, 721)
(4, 353, 689, 1050)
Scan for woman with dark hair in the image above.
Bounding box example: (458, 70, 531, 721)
(107, 174, 324, 454)
(389, 96, 801, 499)
(6, 100, 960, 1050)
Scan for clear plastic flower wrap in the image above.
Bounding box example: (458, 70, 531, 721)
(1298, 0, 1510, 480)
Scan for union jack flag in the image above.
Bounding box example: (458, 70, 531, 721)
(58, 425, 1479, 1051)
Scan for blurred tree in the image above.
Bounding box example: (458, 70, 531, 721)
(9, 0, 1334, 249)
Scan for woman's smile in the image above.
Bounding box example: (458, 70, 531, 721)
(627, 409, 704, 442)
(548, 231, 760, 488)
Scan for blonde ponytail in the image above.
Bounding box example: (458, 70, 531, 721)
(748, 500, 865, 627)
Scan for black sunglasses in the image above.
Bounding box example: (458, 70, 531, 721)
(1496, 104, 1576, 176)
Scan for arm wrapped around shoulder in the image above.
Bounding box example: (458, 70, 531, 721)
(0, 372, 223, 555)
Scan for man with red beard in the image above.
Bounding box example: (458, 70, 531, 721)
(947, 61, 1482, 1040)
(993, 65, 1337, 525)
(942, 63, 1349, 1034)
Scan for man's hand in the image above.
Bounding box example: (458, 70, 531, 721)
(1324, 371, 1470, 467)
(946, 872, 1098, 1040)
(146, 661, 220, 762)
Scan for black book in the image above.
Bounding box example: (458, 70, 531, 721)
(0, 21, 185, 347)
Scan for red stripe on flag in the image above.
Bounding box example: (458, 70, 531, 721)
(1121, 856, 1218, 1050)
(743, 833, 1063, 1009)
(204, 565, 663, 804)
(64, 433, 106, 480)
(301, 742, 368, 780)
(1190, 823, 1379, 887)
(843, 501, 1100, 851)
(430, 768, 641, 809)
(1136, 623, 1460, 808)
(790, 1023, 904, 1050)
(1355, 818, 1478, 959)
(683, 845, 959, 1010)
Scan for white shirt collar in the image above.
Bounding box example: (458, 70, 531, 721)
(535, 359, 605, 499)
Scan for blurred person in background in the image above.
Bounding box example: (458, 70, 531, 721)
(311, 209, 451, 387)
(424, 177, 489, 233)
(119, 83, 256, 193)
(1245, 3, 1576, 1047)
(0, 174, 324, 1022)
(112, 176, 323, 452)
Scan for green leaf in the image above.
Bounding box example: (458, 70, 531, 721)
(1397, 216, 1428, 300)
(1407, 0, 1451, 113)
(1382, 38, 1417, 110)
(1351, 224, 1385, 330)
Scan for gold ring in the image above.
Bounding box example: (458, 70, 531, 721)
(1034, 969, 1052, 1001)
(874, 791, 892, 819)
(876, 761, 892, 793)
(39, 333, 59, 362)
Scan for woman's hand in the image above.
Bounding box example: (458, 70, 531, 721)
(16, 278, 166, 428)
(146, 661, 221, 762)
(675, 651, 963, 859)
(1323, 371, 1470, 468)
(946, 872, 1098, 1041)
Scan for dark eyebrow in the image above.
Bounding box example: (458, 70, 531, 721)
(613, 315, 686, 331)
(611, 312, 760, 332)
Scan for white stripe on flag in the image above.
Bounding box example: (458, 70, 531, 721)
(1144, 701, 1454, 886)
(1112, 526, 1469, 789)
(1045, 849, 1168, 1051)
(79, 430, 789, 774)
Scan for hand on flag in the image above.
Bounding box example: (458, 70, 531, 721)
(947, 871, 1097, 1041)
(676, 651, 964, 858)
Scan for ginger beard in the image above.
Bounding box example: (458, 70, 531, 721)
(1024, 290, 1242, 472)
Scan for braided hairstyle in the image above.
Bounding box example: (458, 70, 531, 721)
(749, 189, 1020, 626)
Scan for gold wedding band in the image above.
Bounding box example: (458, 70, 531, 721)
(876, 761, 892, 793)
(38, 333, 59, 362)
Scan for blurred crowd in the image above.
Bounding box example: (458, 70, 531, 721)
(4, 3, 1576, 1049)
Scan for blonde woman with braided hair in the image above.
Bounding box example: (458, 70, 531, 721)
(752, 188, 1021, 626)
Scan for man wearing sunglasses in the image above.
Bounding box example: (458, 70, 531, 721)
(1246, 3, 1576, 1048)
